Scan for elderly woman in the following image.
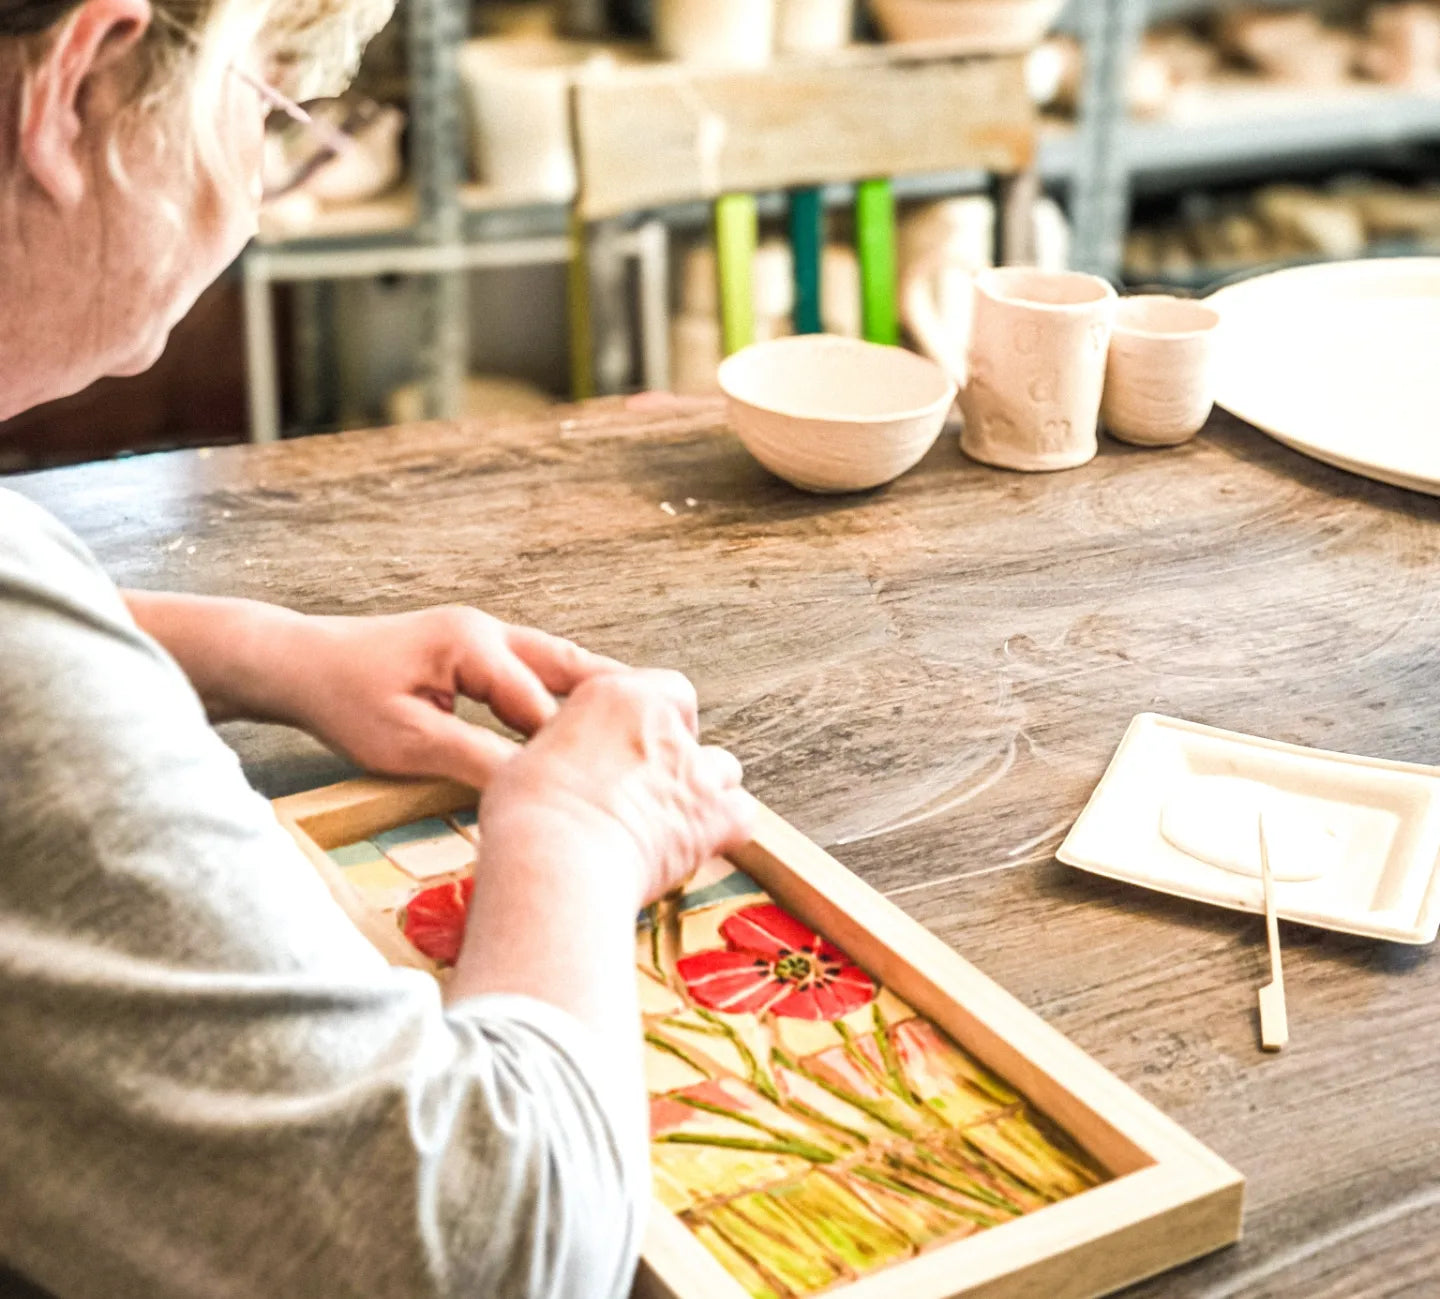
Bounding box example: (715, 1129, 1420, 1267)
(0, 1, 752, 1296)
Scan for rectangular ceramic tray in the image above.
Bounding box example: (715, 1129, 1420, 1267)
(274, 776, 1242, 1299)
(1058, 713, 1440, 944)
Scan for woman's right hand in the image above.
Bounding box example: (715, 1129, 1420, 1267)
(477, 668, 754, 907)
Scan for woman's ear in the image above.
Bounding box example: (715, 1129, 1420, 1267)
(20, 0, 153, 206)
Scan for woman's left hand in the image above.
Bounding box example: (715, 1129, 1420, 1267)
(269, 606, 626, 788)
(124, 592, 625, 788)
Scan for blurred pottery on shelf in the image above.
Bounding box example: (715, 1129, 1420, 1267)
(959, 267, 1116, 472)
(654, 0, 776, 66)
(1026, 35, 1080, 109)
(1217, 9, 1357, 86)
(898, 196, 995, 385)
(774, 0, 854, 53)
(477, 1, 556, 37)
(459, 38, 633, 200)
(900, 196, 1071, 386)
(719, 335, 956, 492)
(681, 239, 860, 337)
(1359, 2, 1440, 86)
(681, 239, 795, 320)
(868, 0, 1065, 52)
(820, 245, 862, 337)
(262, 100, 405, 208)
(671, 313, 794, 396)
(1102, 296, 1220, 448)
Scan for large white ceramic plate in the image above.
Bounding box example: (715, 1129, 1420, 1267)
(1058, 713, 1440, 944)
(1209, 258, 1440, 494)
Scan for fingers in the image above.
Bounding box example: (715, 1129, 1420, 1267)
(694, 744, 743, 792)
(483, 654, 560, 736)
(447, 622, 558, 736)
(396, 704, 521, 789)
(505, 625, 628, 696)
(690, 746, 752, 857)
(632, 668, 700, 738)
(716, 787, 758, 855)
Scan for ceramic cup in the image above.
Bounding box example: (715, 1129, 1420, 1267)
(655, 0, 775, 67)
(774, 0, 854, 54)
(460, 39, 629, 200)
(1102, 295, 1221, 447)
(958, 267, 1117, 472)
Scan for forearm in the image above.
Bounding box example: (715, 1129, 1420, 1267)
(449, 813, 645, 1098)
(122, 589, 306, 724)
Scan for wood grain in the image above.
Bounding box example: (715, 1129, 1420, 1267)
(12, 398, 1440, 1295)
(572, 55, 1034, 219)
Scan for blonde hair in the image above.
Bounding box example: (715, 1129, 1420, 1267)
(2, 0, 395, 186)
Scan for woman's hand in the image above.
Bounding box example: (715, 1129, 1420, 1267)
(124, 593, 623, 787)
(268, 606, 628, 787)
(478, 668, 754, 908)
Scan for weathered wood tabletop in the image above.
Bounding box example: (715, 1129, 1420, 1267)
(12, 397, 1440, 1297)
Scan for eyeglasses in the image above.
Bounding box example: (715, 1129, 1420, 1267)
(229, 64, 382, 202)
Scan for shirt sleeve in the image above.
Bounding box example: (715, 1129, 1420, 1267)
(0, 491, 649, 1299)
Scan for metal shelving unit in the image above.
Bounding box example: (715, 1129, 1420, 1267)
(1055, 0, 1440, 280)
(241, 0, 1440, 438)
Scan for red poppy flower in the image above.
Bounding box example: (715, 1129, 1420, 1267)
(402, 876, 475, 966)
(676, 903, 877, 1021)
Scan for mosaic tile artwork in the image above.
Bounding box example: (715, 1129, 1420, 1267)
(329, 823, 1106, 1297)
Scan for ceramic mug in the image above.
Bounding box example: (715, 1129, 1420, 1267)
(460, 40, 628, 201)
(774, 0, 854, 53)
(958, 267, 1117, 472)
(655, 0, 776, 66)
(1102, 295, 1221, 447)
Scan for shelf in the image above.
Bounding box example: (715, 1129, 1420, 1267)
(1040, 84, 1440, 187)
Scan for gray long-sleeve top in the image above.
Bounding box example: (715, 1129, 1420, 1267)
(0, 489, 647, 1299)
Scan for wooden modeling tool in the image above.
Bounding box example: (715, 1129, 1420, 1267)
(789, 187, 824, 335)
(1257, 813, 1289, 1051)
(855, 178, 899, 345)
(715, 193, 758, 356)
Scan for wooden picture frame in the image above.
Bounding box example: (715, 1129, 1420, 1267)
(273, 778, 1243, 1299)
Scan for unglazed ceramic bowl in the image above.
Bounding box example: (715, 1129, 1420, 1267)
(1103, 295, 1221, 447)
(719, 335, 957, 493)
(868, 0, 1065, 51)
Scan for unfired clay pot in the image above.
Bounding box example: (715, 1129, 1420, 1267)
(958, 267, 1117, 472)
(460, 39, 630, 200)
(655, 0, 775, 67)
(774, 0, 854, 54)
(1102, 295, 1220, 448)
(869, 0, 1065, 51)
(719, 335, 956, 493)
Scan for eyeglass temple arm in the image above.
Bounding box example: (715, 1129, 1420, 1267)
(229, 63, 355, 158)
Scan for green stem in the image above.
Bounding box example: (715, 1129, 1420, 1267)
(645, 1031, 715, 1082)
(872, 1003, 924, 1107)
(673, 1095, 842, 1159)
(851, 1166, 1003, 1226)
(660, 1015, 730, 1038)
(835, 1020, 896, 1098)
(771, 1047, 918, 1140)
(782, 1099, 874, 1149)
(697, 1007, 781, 1104)
(656, 1132, 836, 1163)
(901, 1149, 1027, 1213)
(654, 892, 685, 997)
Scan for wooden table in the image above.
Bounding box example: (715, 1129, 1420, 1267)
(12, 398, 1440, 1296)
